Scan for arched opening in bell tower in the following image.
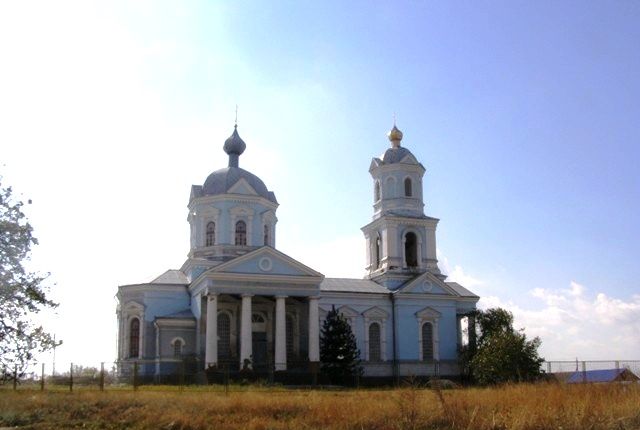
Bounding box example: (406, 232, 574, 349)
(405, 232, 418, 267)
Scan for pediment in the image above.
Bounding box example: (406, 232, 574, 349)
(208, 247, 323, 279)
(337, 305, 359, 318)
(363, 306, 389, 319)
(228, 177, 259, 196)
(416, 306, 441, 319)
(397, 272, 459, 296)
(124, 301, 144, 312)
(399, 153, 419, 164)
(369, 158, 382, 172)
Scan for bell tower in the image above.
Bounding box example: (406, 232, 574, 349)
(361, 123, 442, 290)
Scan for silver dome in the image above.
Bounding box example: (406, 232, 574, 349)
(202, 167, 278, 204)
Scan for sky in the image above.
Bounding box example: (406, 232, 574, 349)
(1, 1, 639, 368)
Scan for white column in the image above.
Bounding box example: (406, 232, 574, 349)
(274, 296, 287, 371)
(205, 293, 218, 368)
(308, 296, 320, 362)
(240, 294, 253, 369)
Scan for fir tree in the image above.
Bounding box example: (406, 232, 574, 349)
(319, 305, 361, 384)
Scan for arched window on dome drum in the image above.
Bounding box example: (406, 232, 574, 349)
(375, 235, 381, 268)
(217, 313, 231, 359)
(404, 177, 412, 197)
(129, 318, 140, 358)
(422, 322, 434, 361)
(235, 220, 247, 246)
(405, 232, 418, 267)
(206, 222, 215, 246)
(263, 224, 269, 246)
(369, 322, 381, 362)
(374, 181, 381, 202)
(286, 315, 294, 360)
(173, 339, 183, 357)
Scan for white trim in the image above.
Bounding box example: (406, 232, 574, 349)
(363, 306, 388, 362)
(416, 307, 440, 361)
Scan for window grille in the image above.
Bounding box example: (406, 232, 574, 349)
(369, 322, 381, 362)
(235, 221, 247, 246)
(206, 222, 215, 246)
(422, 322, 434, 361)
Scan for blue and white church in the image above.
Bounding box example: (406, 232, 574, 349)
(116, 123, 479, 379)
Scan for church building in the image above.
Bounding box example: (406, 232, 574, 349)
(116, 122, 479, 380)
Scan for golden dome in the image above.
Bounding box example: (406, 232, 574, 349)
(387, 124, 403, 147)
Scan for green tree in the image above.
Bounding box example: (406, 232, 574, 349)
(462, 308, 543, 385)
(319, 306, 361, 384)
(0, 179, 58, 380)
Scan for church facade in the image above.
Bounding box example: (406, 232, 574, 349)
(116, 123, 478, 379)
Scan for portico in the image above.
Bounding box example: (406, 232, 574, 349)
(194, 246, 324, 371)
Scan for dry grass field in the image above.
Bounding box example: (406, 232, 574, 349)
(1, 383, 639, 429)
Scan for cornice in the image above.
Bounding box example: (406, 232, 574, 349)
(188, 193, 279, 211)
(361, 215, 439, 232)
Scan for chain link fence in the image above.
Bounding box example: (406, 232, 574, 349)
(543, 360, 640, 383)
(3, 359, 638, 391)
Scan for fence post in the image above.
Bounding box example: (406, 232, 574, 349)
(41, 363, 45, 391)
(13, 365, 17, 391)
(99, 362, 105, 391)
(224, 363, 229, 396)
(581, 361, 586, 383)
(615, 361, 620, 370)
(546, 362, 551, 374)
(179, 360, 185, 391)
(69, 363, 74, 392)
(133, 361, 138, 391)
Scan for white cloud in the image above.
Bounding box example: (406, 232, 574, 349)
(437, 251, 484, 288)
(479, 282, 640, 360)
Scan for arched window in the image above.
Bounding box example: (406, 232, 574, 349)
(374, 181, 381, 201)
(375, 235, 381, 268)
(217, 313, 231, 359)
(129, 318, 140, 358)
(235, 220, 247, 246)
(405, 232, 418, 267)
(206, 222, 215, 246)
(286, 315, 295, 360)
(386, 177, 395, 198)
(422, 322, 434, 361)
(404, 177, 412, 197)
(263, 224, 269, 246)
(369, 322, 381, 362)
(173, 339, 183, 357)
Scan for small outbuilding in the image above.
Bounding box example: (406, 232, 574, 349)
(554, 368, 640, 384)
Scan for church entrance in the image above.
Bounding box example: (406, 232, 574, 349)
(251, 313, 268, 370)
(252, 332, 268, 370)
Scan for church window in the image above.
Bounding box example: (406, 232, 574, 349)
(235, 220, 247, 246)
(422, 322, 434, 361)
(375, 234, 381, 268)
(404, 177, 412, 197)
(129, 318, 140, 358)
(263, 224, 269, 246)
(286, 314, 295, 360)
(206, 222, 215, 246)
(369, 322, 381, 362)
(218, 313, 231, 359)
(374, 181, 381, 201)
(405, 232, 418, 267)
(173, 339, 183, 357)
